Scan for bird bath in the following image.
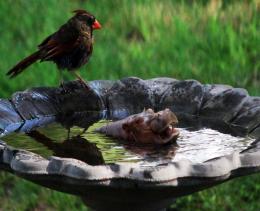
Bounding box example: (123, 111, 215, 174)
(0, 77, 259, 211)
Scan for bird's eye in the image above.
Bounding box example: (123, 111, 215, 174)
(87, 16, 95, 25)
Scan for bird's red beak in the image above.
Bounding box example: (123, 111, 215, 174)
(92, 20, 102, 30)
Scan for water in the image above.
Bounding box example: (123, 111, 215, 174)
(1, 121, 255, 166)
(175, 128, 254, 163)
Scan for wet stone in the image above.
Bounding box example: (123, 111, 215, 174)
(250, 126, 260, 139)
(144, 78, 178, 110)
(2, 146, 18, 164)
(241, 138, 260, 153)
(11, 87, 59, 120)
(0, 99, 23, 134)
(234, 96, 260, 112)
(0, 141, 6, 163)
(46, 157, 89, 178)
(200, 88, 249, 122)
(201, 84, 233, 105)
(19, 117, 56, 133)
(8, 81, 106, 132)
(10, 87, 61, 132)
(12, 151, 48, 172)
(231, 97, 260, 131)
(158, 80, 204, 115)
(106, 77, 153, 119)
(89, 80, 115, 98)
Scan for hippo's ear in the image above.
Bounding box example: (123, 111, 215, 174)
(145, 108, 154, 114)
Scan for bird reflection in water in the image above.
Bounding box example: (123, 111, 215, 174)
(27, 130, 104, 165)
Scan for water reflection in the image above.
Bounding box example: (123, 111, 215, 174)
(27, 131, 104, 165)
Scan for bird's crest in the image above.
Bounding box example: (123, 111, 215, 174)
(73, 9, 88, 15)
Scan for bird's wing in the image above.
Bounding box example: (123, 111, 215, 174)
(38, 21, 81, 61)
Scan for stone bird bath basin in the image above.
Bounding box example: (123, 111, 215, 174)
(0, 77, 259, 211)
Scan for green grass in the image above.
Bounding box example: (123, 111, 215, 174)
(0, 173, 87, 211)
(0, 0, 259, 210)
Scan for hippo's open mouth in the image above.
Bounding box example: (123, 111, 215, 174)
(154, 122, 179, 143)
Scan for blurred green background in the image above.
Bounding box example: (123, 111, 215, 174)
(0, 0, 259, 210)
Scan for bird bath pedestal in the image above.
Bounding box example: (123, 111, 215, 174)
(0, 77, 259, 211)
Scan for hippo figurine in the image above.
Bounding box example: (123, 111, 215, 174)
(96, 108, 179, 145)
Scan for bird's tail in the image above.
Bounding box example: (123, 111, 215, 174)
(6, 51, 41, 78)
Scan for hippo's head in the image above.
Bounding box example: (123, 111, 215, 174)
(122, 108, 179, 144)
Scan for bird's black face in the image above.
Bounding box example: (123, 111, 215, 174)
(73, 10, 101, 30)
(79, 13, 95, 25)
(86, 15, 96, 26)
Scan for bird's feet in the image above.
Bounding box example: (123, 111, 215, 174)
(72, 72, 91, 91)
(77, 78, 91, 91)
(60, 81, 70, 93)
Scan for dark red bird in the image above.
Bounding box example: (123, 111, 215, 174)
(7, 9, 101, 85)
